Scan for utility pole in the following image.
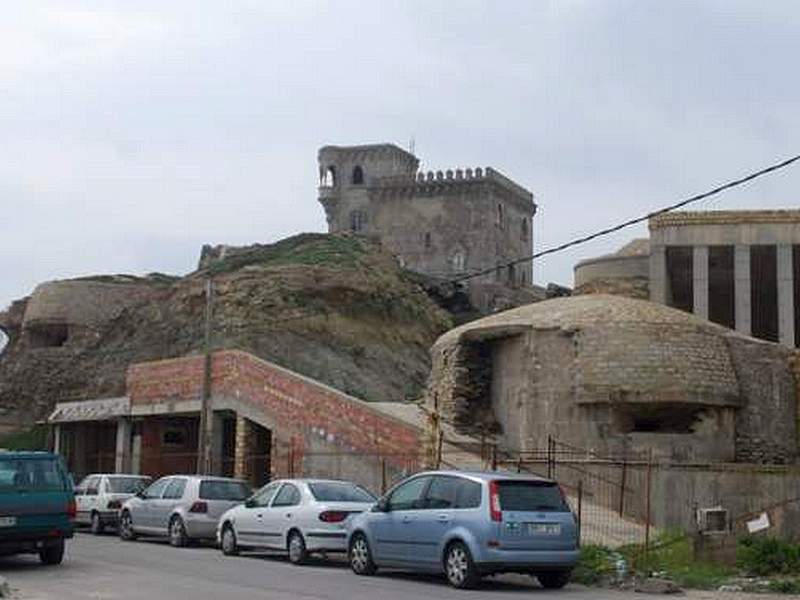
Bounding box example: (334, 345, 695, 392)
(197, 277, 214, 475)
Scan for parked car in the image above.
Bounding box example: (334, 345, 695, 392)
(217, 478, 376, 564)
(74, 473, 152, 534)
(0, 451, 75, 565)
(119, 475, 251, 546)
(346, 470, 579, 589)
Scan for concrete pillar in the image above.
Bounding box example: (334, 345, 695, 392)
(693, 245, 709, 320)
(131, 432, 142, 475)
(650, 244, 668, 304)
(115, 419, 132, 473)
(734, 245, 752, 336)
(53, 424, 61, 456)
(233, 415, 249, 481)
(777, 244, 795, 347)
(211, 413, 225, 476)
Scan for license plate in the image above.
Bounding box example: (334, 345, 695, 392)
(527, 522, 560, 535)
(0, 516, 17, 527)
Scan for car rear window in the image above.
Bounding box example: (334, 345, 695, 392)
(308, 482, 376, 503)
(497, 481, 569, 512)
(199, 480, 250, 501)
(0, 457, 67, 493)
(107, 476, 151, 494)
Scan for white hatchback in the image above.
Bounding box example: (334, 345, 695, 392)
(217, 479, 376, 564)
(74, 474, 152, 534)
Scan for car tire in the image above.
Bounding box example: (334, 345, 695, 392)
(349, 533, 377, 576)
(39, 539, 65, 565)
(119, 511, 137, 541)
(287, 530, 308, 565)
(90, 512, 105, 535)
(169, 516, 189, 548)
(221, 524, 239, 556)
(444, 541, 480, 589)
(536, 570, 572, 589)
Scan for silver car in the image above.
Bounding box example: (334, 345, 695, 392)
(74, 473, 151, 534)
(119, 475, 251, 546)
(217, 479, 376, 563)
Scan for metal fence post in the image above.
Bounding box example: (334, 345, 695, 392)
(619, 455, 628, 517)
(381, 458, 387, 494)
(644, 448, 653, 555)
(577, 479, 583, 546)
(491, 444, 498, 471)
(547, 435, 553, 479)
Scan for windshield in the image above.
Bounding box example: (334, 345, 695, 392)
(308, 481, 376, 503)
(497, 481, 569, 512)
(107, 476, 151, 494)
(0, 457, 67, 493)
(199, 480, 251, 501)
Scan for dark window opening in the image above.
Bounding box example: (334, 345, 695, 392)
(349, 209, 367, 232)
(497, 203, 504, 229)
(751, 245, 778, 342)
(351, 165, 364, 185)
(507, 264, 515, 285)
(162, 428, 188, 447)
(616, 403, 706, 434)
(794, 246, 800, 347)
(27, 323, 69, 348)
(424, 232, 432, 249)
(521, 217, 528, 242)
(666, 246, 693, 313)
(708, 245, 735, 329)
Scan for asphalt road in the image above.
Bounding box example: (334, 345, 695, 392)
(0, 532, 773, 600)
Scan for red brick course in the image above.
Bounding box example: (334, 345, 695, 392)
(127, 350, 423, 469)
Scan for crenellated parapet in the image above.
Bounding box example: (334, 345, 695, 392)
(369, 166, 535, 211)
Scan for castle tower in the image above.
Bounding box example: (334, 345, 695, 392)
(317, 143, 419, 233)
(316, 142, 538, 312)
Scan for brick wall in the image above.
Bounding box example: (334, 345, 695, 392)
(127, 350, 423, 473)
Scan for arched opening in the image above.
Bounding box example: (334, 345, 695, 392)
(451, 249, 466, 272)
(320, 166, 337, 188)
(521, 217, 528, 241)
(352, 165, 364, 185)
(27, 323, 69, 348)
(349, 209, 368, 233)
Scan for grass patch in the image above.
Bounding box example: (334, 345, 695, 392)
(572, 545, 618, 585)
(0, 425, 49, 450)
(737, 536, 800, 576)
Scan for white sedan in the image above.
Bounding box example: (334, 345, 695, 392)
(217, 479, 376, 564)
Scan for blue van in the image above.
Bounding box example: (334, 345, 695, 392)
(0, 452, 75, 565)
(347, 471, 579, 589)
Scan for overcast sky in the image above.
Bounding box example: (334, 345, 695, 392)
(2, 0, 800, 314)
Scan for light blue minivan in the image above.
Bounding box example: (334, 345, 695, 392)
(347, 470, 579, 589)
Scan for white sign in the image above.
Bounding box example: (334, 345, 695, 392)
(746, 512, 770, 533)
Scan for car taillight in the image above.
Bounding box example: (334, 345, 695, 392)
(189, 501, 208, 514)
(67, 499, 77, 520)
(488, 481, 502, 522)
(107, 500, 122, 510)
(318, 511, 348, 523)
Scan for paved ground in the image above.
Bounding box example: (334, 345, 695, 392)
(0, 533, 784, 600)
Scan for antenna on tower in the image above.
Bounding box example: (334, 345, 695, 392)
(409, 136, 416, 156)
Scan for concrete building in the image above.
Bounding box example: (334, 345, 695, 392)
(425, 294, 799, 465)
(575, 210, 800, 347)
(316, 143, 538, 312)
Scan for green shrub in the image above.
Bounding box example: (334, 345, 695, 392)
(737, 536, 800, 576)
(572, 545, 617, 585)
(767, 578, 800, 594)
(0, 426, 49, 451)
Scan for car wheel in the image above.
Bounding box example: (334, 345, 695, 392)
(119, 511, 137, 541)
(169, 516, 189, 548)
(444, 541, 480, 589)
(221, 524, 239, 556)
(39, 539, 65, 565)
(287, 530, 308, 565)
(536, 570, 572, 589)
(90, 512, 105, 535)
(349, 533, 377, 576)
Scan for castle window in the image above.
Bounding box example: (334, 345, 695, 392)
(352, 165, 364, 185)
(349, 209, 368, 233)
(507, 264, 515, 285)
(424, 233, 432, 249)
(321, 166, 337, 188)
(497, 203, 505, 229)
(451, 251, 465, 272)
(520, 270, 526, 285)
(521, 217, 528, 241)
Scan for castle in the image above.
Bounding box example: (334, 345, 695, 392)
(317, 143, 539, 311)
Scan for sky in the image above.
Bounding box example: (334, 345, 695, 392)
(2, 0, 800, 317)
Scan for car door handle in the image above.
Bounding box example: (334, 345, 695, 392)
(401, 515, 412, 523)
(437, 515, 451, 523)
(256, 514, 263, 519)
(285, 513, 292, 518)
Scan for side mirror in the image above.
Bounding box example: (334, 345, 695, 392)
(244, 498, 257, 509)
(136, 490, 146, 499)
(373, 498, 390, 513)
(74, 488, 83, 496)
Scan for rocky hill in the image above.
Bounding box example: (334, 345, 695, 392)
(0, 234, 453, 430)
